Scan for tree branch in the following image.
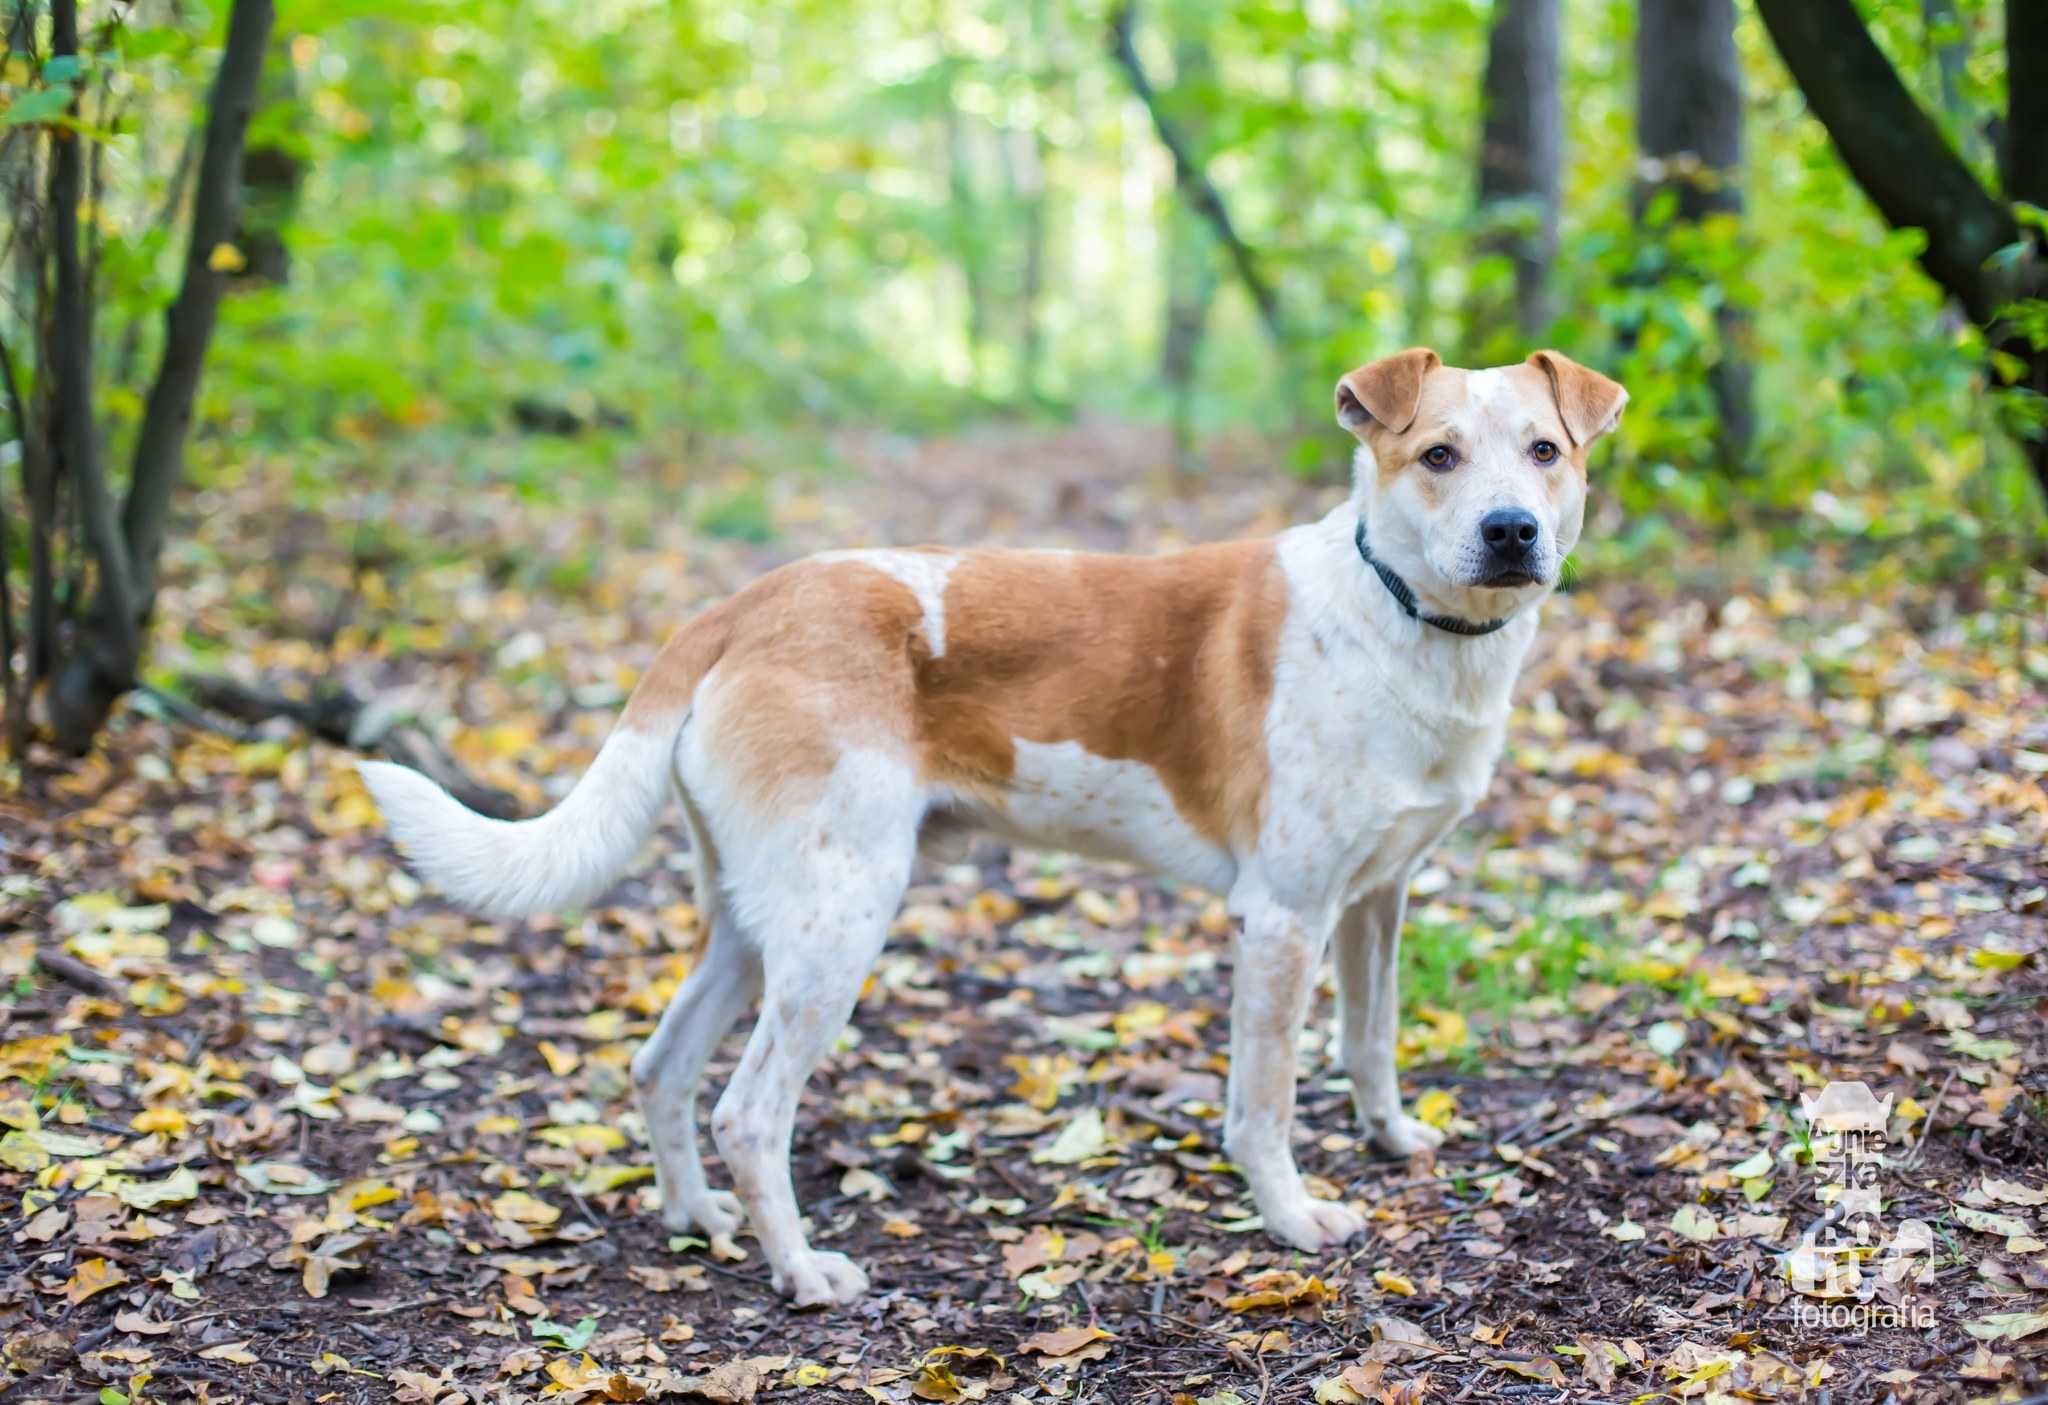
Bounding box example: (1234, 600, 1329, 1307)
(121, 0, 275, 604)
(1755, 0, 2016, 324)
(1107, 1, 1286, 348)
(49, 0, 139, 664)
(2008, 0, 2048, 210)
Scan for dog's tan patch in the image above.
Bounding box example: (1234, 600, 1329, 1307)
(621, 541, 1286, 847)
(918, 541, 1285, 849)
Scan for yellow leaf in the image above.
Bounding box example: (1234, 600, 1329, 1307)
(574, 1163, 654, 1195)
(200, 1340, 261, 1365)
(207, 242, 247, 272)
(535, 1123, 626, 1154)
(1373, 1269, 1417, 1297)
(791, 1362, 831, 1387)
(1414, 1089, 1456, 1129)
(476, 1115, 522, 1136)
(129, 1106, 188, 1136)
(65, 1257, 130, 1305)
(345, 1180, 401, 1212)
(1972, 947, 2029, 971)
(491, 1190, 561, 1226)
(537, 1041, 581, 1077)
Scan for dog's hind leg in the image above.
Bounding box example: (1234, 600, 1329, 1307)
(632, 911, 760, 1238)
(708, 752, 917, 1307)
(632, 797, 762, 1240)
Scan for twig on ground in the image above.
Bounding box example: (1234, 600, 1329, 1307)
(34, 949, 118, 998)
(1903, 1067, 1957, 1170)
(178, 672, 523, 818)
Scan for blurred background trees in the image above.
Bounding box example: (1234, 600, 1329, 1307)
(1, 0, 2044, 755)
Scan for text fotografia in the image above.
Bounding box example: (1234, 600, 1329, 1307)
(1792, 1298, 1937, 1331)
(1782, 1082, 1939, 1333)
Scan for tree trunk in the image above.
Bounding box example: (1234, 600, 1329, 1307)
(1158, 30, 1218, 477)
(1753, 0, 2044, 503)
(1109, 0, 1285, 350)
(2007, 0, 2048, 210)
(1476, 0, 1561, 340)
(232, 33, 303, 285)
(1753, 0, 2016, 324)
(1637, 0, 1753, 472)
(945, 103, 989, 390)
(49, 0, 276, 754)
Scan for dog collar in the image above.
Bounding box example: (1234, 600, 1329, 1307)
(1354, 521, 1511, 637)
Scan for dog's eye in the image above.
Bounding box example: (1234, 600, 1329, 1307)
(1421, 445, 1456, 471)
(1531, 440, 1559, 464)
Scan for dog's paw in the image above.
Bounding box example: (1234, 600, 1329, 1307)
(775, 1249, 870, 1309)
(1366, 1111, 1446, 1158)
(1262, 1195, 1366, 1254)
(662, 1189, 745, 1238)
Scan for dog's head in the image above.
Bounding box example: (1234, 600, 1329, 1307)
(1336, 349, 1626, 619)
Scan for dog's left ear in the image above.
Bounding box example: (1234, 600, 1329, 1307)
(1336, 348, 1440, 437)
(1527, 350, 1627, 448)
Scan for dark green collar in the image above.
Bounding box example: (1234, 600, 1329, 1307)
(1354, 520, 1511, 637)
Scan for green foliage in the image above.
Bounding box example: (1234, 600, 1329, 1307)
(14, 0, 2044, 570)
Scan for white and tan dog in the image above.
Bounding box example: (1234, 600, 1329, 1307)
(359, 348, 1626, 1307)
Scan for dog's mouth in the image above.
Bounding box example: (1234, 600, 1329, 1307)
(1472, 567, 1541, 589)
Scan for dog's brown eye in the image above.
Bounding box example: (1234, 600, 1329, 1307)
(1422, 445, 1456, 471)
(1531, 440, 1559, 464)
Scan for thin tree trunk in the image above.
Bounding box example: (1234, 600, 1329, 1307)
(945, 104, 989, 389)
(0, 331, 24, 759)
(1637, 0, 1753, 472)
(1108, 0, 1285, 350)
(122, 0, 274, 597)
(50, 0, 275, 752)
(1014, 125, 1048, 401)
(1158, 30, 1217, 477)
(48, 0, 138, 663)
(1477, 0, 1561, 340)
(232, 32, 302, 285)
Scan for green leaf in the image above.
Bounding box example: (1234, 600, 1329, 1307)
(1, 87, 76, 129)
(530, 1315, 598, 1350)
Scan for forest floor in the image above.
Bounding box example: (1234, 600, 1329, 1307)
(4, 424, 2048, 1405)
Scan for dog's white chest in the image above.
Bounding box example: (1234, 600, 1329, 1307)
(1249, 519, 1523, 914)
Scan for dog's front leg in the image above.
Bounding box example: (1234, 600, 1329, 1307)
(1335, 886, 1445, 1157)
(1224, 893, 1365, 1253)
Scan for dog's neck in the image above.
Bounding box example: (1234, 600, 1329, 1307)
(1292, 504, 1543, 725)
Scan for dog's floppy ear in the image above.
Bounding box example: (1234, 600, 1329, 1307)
(1335, 348, 1440, 436)
(1527, 350, 1627, 448)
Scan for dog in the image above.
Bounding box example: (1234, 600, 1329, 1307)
(358, 347, 1626, 1307)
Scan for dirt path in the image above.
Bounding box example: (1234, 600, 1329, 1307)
(4, 428, 2045, 1403)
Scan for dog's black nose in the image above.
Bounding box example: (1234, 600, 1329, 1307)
(1479, 508, 1539, 564)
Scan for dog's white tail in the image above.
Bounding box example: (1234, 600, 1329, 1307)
(357, 720, 679, 920)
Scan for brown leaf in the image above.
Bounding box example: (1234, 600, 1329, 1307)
(1017, 1324, 1115, 1361)
(113, 1310, 175, 1336)
(1224, 1270, 1329, 1314)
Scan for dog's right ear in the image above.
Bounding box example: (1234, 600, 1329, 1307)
(1335, 348, 1441, 438)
